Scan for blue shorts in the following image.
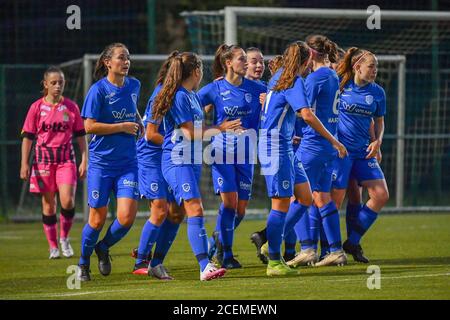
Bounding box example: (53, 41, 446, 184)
(138, 164, 174, 202)
(294, 154, 309, 185)
(87, 165, 139, 208)
(263, 151, 295, 198)
(162, 164, 202, 206)
(211, 163, 254, 200)
(332, 157, 385, 189)
(300, 152, 334, 193)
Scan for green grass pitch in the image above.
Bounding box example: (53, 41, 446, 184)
(0, 213, 449, 300)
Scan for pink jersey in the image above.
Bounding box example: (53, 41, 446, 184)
(22, 97, 85, 164)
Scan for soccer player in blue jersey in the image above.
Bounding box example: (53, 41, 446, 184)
(152, 52, 241, 281)
(259, 41, 346, 276)
(245, 47, 266, 84)
(331, 47, 389, 263)
(131, 51, 183, 280)
(284, 35, 347, 268)
(197, 44, 266, 269)
(77, 43, 143, 281)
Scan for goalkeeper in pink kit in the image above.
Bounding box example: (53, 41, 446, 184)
(20, 66, 87, 259)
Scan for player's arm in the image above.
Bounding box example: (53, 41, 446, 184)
(145, 122, 163, 145)
(366, 116, 384, 159)
(178, 119, 243, 141)
(20, 137, 33, 181)
(369, 119, 382, 163)
(75, 136, 87, 179)
(84, 118, 139, 136)
(135, 110, 145, 139)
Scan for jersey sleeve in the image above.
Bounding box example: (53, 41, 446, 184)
(305, 73, 322, 107)
(72, 103, 86, 137)
(285, 77, 309, 112)
(197, 83, 215, 107)
(171, 92, 193, 126)
(81, 85, 102, 120)
(21, 102, 38, 139)
(374, 87, 387, 117)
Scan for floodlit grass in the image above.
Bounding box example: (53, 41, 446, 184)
(0, 214, 449, 300)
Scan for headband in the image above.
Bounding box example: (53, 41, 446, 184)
(352, 51, 370, 68)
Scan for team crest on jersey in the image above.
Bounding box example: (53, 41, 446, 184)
(224, 106, 238, 116)
(182, 183, 191, 192)
(245, 93, 252, 103)
(282, 180, 290, 190)
(63, 112, 69, 122)
(40, 111, 47, 116)
(332, 173, 337, 181)
(92, 190, 99, 200)
(365, 95, 374, 105)
(150, 183, 159, 192)
(217, 177, 223, 186)
(131, 94, 138, 106)
(41, 105, 51, 111)
(58, 105, 67, 111)
(298, 162, 303, 169)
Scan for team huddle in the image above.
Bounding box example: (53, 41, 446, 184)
(20, 34, 389, 282)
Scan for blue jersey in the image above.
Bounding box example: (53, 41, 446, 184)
(81, 77, 140, 169)
(338, 79, 386, 158)
(162, 87, 204, 165)
(293, 116, 306, 153)
(260, 69, 309, 154)
(300, 67, 340, 156)
(136, 84, 164, 167)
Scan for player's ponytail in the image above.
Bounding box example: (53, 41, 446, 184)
(273, 41, 310, 91)
(93, 42, 128, 81)
(337, 47, 371, 91)
(306, 34, 338, 64)
(155, 50, 180, 86)
(152, 52, 202, 120)
(212, 43, 241, 79)
(41, 66, 64, 96)
(268, 55, 283, 75)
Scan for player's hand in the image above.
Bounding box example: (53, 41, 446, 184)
(20, 164, 30, 181)
(293, 136, 301, 145)
(366, 140, 381, 159)
(333, 141, 348, 159)
(121, 122, 139, 135)
(78, 160, 87, 180)
(218, 118, 242, 132)
(259, 93, 267, 107)
(376, 149, 382, 164)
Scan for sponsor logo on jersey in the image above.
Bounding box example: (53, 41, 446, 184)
(220, 90, 231, 97)
(112, 108, 136, 120)
(150, 183, 159, 192)
(63, 112, 69, 122)
(365, 95, 374, 105)
(123, 179, 138, 188)
(182, 183, 191, 192)
(223, 106, 238, 116)
(282, 180, 290, 190)
(36, 169, 51, 177)
(41, 122, 70, 132)
(245, 93, 252, 103)
(341, 101, 373, 116)
(92, 190, 99, 199)
(131, 93, 138, 106)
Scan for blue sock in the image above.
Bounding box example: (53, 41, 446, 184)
(309, 205, 321, 250)
(294, 210, 313, 250)
(346, 202, 362, 239)
(319, 201, 342, 252)
(348, 205, 378, 245)
(221, 206, 236, 261)
(151, 219, 180, 267)
(234, 214, 244, 229)
(266, 209, 286, 261)
(136, 220, 160, 265)
(284, 200, 309, 241)
(319, 219, 330, 257)
(97, 219, 132, 252)
(79, 224, 101, 266)
(283, 230, 297, 256)
(187, 216, 209, 272)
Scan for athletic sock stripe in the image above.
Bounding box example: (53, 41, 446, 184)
(300, 239, 314, 246)
(321, 209, 339, 219)
(195, 253, 208, 262)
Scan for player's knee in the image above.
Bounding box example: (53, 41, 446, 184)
(167, 210, 185, 224)
(42, 202, 56, 215)
(61, 199, 75, 211)
(372, 188, 389, 206)
(89, 218, 105, 230)
(222, 197, 238, 210)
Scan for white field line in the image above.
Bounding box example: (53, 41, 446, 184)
(325, 272, 450, 282)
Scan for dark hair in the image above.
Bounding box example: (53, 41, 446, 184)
(155, 50, 180, 86)
(93, 43, 128, 81)
(268, 55, 283, 75)
(41, 66, 64, 96)
(212, 44, 243, 79)
(306, 34, 338, 64)
(336, 47, 373, 91)
(273, 41, 310, 91)
(152, 52, 202, 120)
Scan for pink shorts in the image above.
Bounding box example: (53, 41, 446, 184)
(30, 162, 77, 194)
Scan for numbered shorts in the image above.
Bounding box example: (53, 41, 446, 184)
(211, 163, 254, 200)
(331, 157, 385, 190)
(299, 151, 334, 193)
(30, 161, 77, 194)
(263, 151, 295, 198)
(87, 165, 139, 208)
(294, 154, 309, 186)
(138, 164, 174, 202)
(162, 164, 202, 206)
